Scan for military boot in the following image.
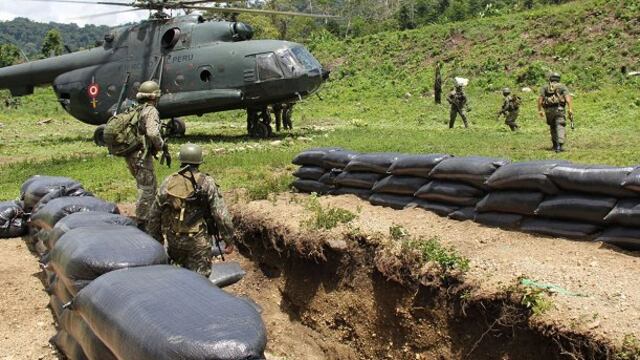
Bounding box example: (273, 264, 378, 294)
(555, 144, 564, 153)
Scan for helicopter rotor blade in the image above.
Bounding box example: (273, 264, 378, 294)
(16, 0, 133, 6)
(176, 0, 242, 5)
(71, 8, 144, 19)
(183, 5, 339, 18)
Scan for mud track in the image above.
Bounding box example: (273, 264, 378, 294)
(230, 193, 640, 359)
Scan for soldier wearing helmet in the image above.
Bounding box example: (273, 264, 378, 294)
(446, 82, 469, 128)
(147, 143, 234, 277)
(497, 87, 521, 131)
(125, 80, 165, 229)
(537, 72, 574, 152)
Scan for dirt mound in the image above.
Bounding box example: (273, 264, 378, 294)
(231, 193, 640, 359)
(0, 239, 58, 359)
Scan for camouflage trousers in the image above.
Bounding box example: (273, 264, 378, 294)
(125, 150, 157, 225)
(505, 110, 519, 131)
(166, 228, 213, 277)
(545, 107, 567, 146)
(449, 106, 468, 128)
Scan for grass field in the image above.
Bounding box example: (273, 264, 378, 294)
(1, 0, 639, 202)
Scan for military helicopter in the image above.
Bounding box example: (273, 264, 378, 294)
(0, 0, 334, 140)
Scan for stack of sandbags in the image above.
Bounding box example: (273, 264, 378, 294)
(28, 196, 119, 254)
(20, 176, 87, 213)
(292, 148, 357, 194)
(0, 200, 27, 238)
(341, 153, 403, 205)
(71, 265, 267, 360)
(47, 226, 168, 360)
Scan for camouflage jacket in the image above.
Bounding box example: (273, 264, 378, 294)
(147, 170, 234, 244)
(447, 90, 467, 108)
(137, 103, 164, 153)
(540, 82, 569, 108)
(500, 95, 520, 113)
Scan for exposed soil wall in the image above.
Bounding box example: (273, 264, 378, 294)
(231, 194, 637, 359)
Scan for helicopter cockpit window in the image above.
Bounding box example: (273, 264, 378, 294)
(276, 49, 303, 77)
(256, 53, 284, 81)
(161, 28, 181, 49)
(290, 47, 322, 71)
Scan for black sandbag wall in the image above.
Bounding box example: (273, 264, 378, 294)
(5, 175, 268, 360)
(292, 149, 640, 252)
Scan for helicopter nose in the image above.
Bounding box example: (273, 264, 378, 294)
(321, 68, 330, 81)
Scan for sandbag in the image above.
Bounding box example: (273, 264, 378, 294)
(546, 164, 636, 197)
(414, 180, 484, 206)
(30, 197, 119, 232)
(334, 171, 383, 189)
(47, 212, 136, 251)
(318, 169, 342, 186)
(621, 167, 640, 193)
(0, 200, 26, 238)
(344, 153, 402, 174)
(73, 265, 267, 360)
(330, 187, 372, 200)
(52, 330, 88, 360)
(535, 194, 617, 224)
(21, 175, 82, 212)
(50, 226, 168, 295)
(372, 175, 429, 195)
(448, 207, 477, 221)
(406, 199, 459, 217)
(322, 150, 359, 170)
(48, 275, 73, 305)
(387, 154, 451, 178)
(520, 218, 601, 239)
(293, 166, 326, 181)
(594, 227, 640, 251)
(292, 148, 339, 167)
(475, 191, 544, 215)
(428, 156, 509, 189)
(368, 193, 414, 210)
(484, 160, 569, 194)
(475, 212, 523, 230)
(292, 179, 330, 194)
(209, 261, 246, 288)
(32, 185, 92, 213)
(50, 294, 65, 321)
(60, 309, 117, 360)
(604, 199, 640, 227)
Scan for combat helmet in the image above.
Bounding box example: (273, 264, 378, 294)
(179, 143, 203, 165)
(549, 72, 561, 82)
(502, 87, 511, 96)
(136, 80, 161, 101)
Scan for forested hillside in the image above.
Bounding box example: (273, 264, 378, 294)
(0, 17, 109, 57)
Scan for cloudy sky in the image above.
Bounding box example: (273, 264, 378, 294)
(0, 0, 154, 26)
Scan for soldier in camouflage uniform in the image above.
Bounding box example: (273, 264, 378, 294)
(447, 84, 469, 128)
(434, 61, 442, 105)
(147, 143, 234, 277)
(498, 88, 520, 131)
(126, 80, 165, 229)
(537, 72, 574, 152)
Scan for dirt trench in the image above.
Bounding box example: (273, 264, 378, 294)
(227, 194, 626, 360)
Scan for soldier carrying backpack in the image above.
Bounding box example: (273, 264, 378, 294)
(537, 72, 574, 152)
(103, 80, 166, 229)
(497, 87, 521, 131)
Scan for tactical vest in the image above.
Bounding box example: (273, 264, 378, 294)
(542, 82, 566, 108)
(506, 95, 521, 111)
(163, 172, 208, 234)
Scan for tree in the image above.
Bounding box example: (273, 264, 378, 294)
(41, 29, 64, 58)
(0, 44, 21, 67)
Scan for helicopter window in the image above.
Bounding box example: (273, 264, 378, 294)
(276, 49, 302, 76)
(200, 70, 212, 82)
(291, 47, 321, 71)
(161, 28, 181, 49)
(256, 53, 284, 81)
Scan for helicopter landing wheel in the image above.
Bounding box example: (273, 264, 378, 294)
(93, 124, 106, 147)
(252, 122, 271, 139)
(166, 117, 186, 137)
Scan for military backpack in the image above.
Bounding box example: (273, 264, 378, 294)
(103, 105, 143, 156)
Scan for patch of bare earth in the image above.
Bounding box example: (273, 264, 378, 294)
(230, 193, 640, 359)
(0, 239, 58, 360)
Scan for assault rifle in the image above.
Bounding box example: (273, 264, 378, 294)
(569, 112, 575, 130)
(178, 165, 225, 261)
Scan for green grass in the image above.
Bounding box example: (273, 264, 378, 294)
(1, 0, 639, 203)
(301, 194, 358, 230)
(406, 236, 471, 274)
